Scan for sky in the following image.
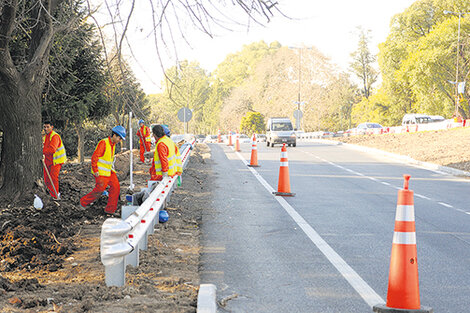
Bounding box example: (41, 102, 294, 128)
(95, 0, 417, 94)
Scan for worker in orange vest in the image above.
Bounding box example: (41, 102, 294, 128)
(42, 121, 67, 199)
(136, 119, 151, 163)
(149, 125, 180, 181)
(80, 126, 126, 214)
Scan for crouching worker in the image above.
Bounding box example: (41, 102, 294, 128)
(149, 125, 179, 181)
(80, 126, 126, 214)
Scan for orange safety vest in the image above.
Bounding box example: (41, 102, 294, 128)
(43, 130, 67, 165)
(93, 138, 115, 177)
(153, 136, 177, 177)
(139, 126, 151, 143)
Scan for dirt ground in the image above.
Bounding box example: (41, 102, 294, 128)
(336, 126, 470, 173)
(1, 126, 469, 312)
(0, 144, 212, 313)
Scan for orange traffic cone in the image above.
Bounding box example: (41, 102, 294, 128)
(248, 134, 260, 167)
(273, 143, 295, 196)
(373, 175, 432, 313)
(235, 134, 241, 152)
(217, 130, 222, 143)
(228, 132, 233, 146)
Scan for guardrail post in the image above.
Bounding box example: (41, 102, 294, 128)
(105, 260, 126, 287)
(121, 205, 139, 220)
(125, 243, 139, 267)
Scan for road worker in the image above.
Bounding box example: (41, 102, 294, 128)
(80, 126, 126, 214)
(161, 125, 183, 175)
(42, 121, 66, 199)
(136, 119, 151, 163)
(149, 125, 181, 181)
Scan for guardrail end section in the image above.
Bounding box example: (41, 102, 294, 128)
(197, 283, 217, 313)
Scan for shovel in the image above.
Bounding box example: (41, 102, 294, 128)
(42, 158, 60, 200)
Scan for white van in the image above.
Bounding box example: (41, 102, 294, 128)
(266, 117, 296, 147)
(402, 114, 433, 126)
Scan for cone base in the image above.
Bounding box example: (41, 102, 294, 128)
(273, 191, 295, 197)
(373, 304, 433, 313)
(247, 164, 260, 167)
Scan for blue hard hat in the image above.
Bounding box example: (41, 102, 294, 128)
(162, 125, 171, 137)
(159, 210, 169, 223)
(138, 119, 144, 124)
(112, 125, 126, 140)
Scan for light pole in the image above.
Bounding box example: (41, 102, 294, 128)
(289, 46, 311, 130)
(444, 10, 470, 116)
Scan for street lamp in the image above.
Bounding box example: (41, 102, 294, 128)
(444, 10, 470, 116)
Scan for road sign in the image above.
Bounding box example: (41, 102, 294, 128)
(177, 107, 193, 122)
(293, 109, 303, 120)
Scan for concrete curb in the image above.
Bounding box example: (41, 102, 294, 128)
(197, 284, 217, 313)
(306, 139, 470, 177)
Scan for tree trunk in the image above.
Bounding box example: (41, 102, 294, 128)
(0, 80, 43, 197)
(77, 123, 85, 163)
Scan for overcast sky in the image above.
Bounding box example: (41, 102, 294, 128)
(95, 0, 417, 94)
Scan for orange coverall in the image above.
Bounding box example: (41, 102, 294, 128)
(43, 132, 62, 198)
(149, 140, 181, 181)
(136, 125, 151, 162)
(80, 138, 120, 213)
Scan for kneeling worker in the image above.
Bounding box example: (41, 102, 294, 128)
(80, 126, 126, 214)
(149, 125, 179, 181)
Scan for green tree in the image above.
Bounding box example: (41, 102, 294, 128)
(240, 112, 265, 134)
(350, 27, 378, 99)
(42, 20, 110, 162)
(0, 0, 277, 198)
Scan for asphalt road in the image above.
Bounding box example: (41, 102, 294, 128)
(200, 140, 470, 313)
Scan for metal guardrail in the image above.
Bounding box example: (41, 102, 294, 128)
(100, 139, 196, 286)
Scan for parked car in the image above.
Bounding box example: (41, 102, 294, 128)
(204, 135, 218, 143)
(356, 122, 383, 134)
(256, 134, 267, 142)
(402, 114, 432, 125)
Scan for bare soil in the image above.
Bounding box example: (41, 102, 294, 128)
(336, 127, 470, 173)
(0, 144, 212, 313)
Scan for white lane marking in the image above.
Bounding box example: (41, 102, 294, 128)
(415, 194, 430, 200)
(233, 150, 384, 308)
(438, 202, 453, 208)
(297, 147, 465, 216)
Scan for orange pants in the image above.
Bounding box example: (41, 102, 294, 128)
(43, 163, 62, 199)
(139, 142, 151, 162)
(80, 172, 120, 213)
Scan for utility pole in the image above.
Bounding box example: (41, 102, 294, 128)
(444, 10, 470, 117)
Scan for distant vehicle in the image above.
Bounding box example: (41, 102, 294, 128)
(402, 114, 432, 126)
(204, 135, 218, 143)
(429, 115, 445, 123)
(256, 134, 267, 142)
(356, 122, 383, 134)
(266, 117, 296, 147)
(238, 134, 251, 144)
(321, 131, 335, 138)
(195, 134, 205, 143)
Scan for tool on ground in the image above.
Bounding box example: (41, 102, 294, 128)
(42, 158, 59, 199)
(373, 175, 432, 313)
(273, 143, 295, 196)
(248, 133, 260, 167)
